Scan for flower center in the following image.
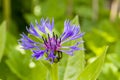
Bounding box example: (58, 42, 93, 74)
(42, 33, 62, 63)
(42, 32, 61, 51)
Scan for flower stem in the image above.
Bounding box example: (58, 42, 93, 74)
(51, 63, 58, 80)
(3, 0, 11, 29)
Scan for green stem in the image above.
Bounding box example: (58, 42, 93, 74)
(51, 63, 58, 80)
(3, 0, 11, 28)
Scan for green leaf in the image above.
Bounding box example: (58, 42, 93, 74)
(0, 57, 19, 80)
(59, 16, 85, 80)
(6, 48, 47, 80)
(0, 21, 6, 61)
(98, 63, 118, 80)
(41, 60, 52, 70)
(5, 33, 47, 80)
(77, 46, 108, 80)
(50, 63, 58, 80)
(41, 60, 59, 80)
(71, 16, 79, 25)
(63, 50, 85, 80)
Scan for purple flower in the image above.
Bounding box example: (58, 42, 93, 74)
(19, 18, 84, 63)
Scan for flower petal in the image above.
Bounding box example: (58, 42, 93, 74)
(72, 25, 80, 36)
(61, 31, 74, 41)
(32, 50, 45, 60)
(36, 20, 46, 33)
(26, 23, 42, 38)
(19, 33, 38, 50)
(70, 46, 80, 50)
(46, 51, 56, 63)
(70, 32, 85, 40)
(60, 50, 73, 56)
(64, 20, 70, 32)
(46, 18, 54, 32)
(20, 33, 34, 43)
(20, 41, 36, 49)
(61, 20, 82, 41)
(60, 20, 70, 38)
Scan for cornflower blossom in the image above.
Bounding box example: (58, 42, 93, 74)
(19, 18, 84, 63)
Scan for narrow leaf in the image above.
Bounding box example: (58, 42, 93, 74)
(71, 15, 79, 25)
(77, 46, 108, 80)
(0, 21, 6, 61)
(62, 16, 85, 80)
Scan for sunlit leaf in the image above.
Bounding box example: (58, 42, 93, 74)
(0, 21, 6, 61)
(41, 60, 51, 70)
(71, 16, 79, 25)
(6, 48, 48, 80)
(98, 63, 118, 80)
(5, 33, 47, 80)
(59, 16, 85, 80)
(77, 46, 108, 80)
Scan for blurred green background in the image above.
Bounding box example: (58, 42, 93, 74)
(0, 0, 120, 80)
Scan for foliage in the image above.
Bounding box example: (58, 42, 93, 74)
(0, 21, 6, 61)
(0, 0, 120, 80)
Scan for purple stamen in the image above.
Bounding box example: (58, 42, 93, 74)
(55, 35, 58, 44)
(53, 32, 55, 38)
(42, 33, 61, 52)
